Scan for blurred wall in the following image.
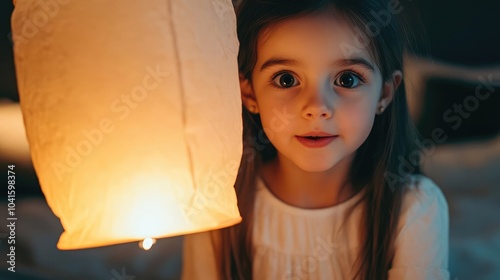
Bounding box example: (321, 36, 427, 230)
(2, 0, 500, 102)
(1, 1, 18, 101)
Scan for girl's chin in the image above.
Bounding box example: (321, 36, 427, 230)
(294, 160, 339, 173)
(276, 151, 346, 173)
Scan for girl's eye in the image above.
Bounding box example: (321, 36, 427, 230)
(272, 72, 299, 88)
(334, 72, 362, 88)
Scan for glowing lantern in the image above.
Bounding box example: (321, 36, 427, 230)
(11, 0, 242, 249)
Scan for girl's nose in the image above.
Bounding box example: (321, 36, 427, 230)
(301, 83, 333, 120)
(304, 108, 331, 119)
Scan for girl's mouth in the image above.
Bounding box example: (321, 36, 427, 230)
(295, 135, 337, 148)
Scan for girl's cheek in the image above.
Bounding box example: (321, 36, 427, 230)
(339, 96, 374, 114)
(338, 101, 376, 130)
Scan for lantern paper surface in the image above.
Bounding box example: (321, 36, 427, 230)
(12, 0, 242, 249)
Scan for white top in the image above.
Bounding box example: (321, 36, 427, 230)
(182, 175, 449, 280)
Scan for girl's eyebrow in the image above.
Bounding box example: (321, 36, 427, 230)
(259, 57, 375, 72)
(259, 58, 300, 72)
(335, 58, 375, 72)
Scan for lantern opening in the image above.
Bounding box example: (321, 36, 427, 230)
(140, 237, 156, 251)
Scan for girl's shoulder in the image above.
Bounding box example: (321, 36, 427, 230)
(401, 175, 448, 211)
(398, 174, 449, 233)
(389, 177, 450, 278)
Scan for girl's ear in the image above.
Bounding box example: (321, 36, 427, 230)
(240, 73, 259, 114)
(377, 70, 402, 114)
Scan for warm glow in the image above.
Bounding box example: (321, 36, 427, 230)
(0, 103, 31, 166)
(12, 0, 243, 250)
(140, 237, 156, 251)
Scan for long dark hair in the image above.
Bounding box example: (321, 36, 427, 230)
(219, 0, 421, 279)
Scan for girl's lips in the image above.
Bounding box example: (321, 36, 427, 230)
(295, 135, 337, 148)
(297, 131, 335, 137)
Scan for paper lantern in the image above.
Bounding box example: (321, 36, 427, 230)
(11, 0, 242, 249)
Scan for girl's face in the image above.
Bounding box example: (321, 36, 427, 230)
(241, 14, 397, 172)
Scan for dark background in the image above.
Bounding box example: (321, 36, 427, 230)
(1, 0, 499, 279)
(2, 0, 500, 100)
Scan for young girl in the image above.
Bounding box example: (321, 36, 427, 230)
(183, 0, 449, 279)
